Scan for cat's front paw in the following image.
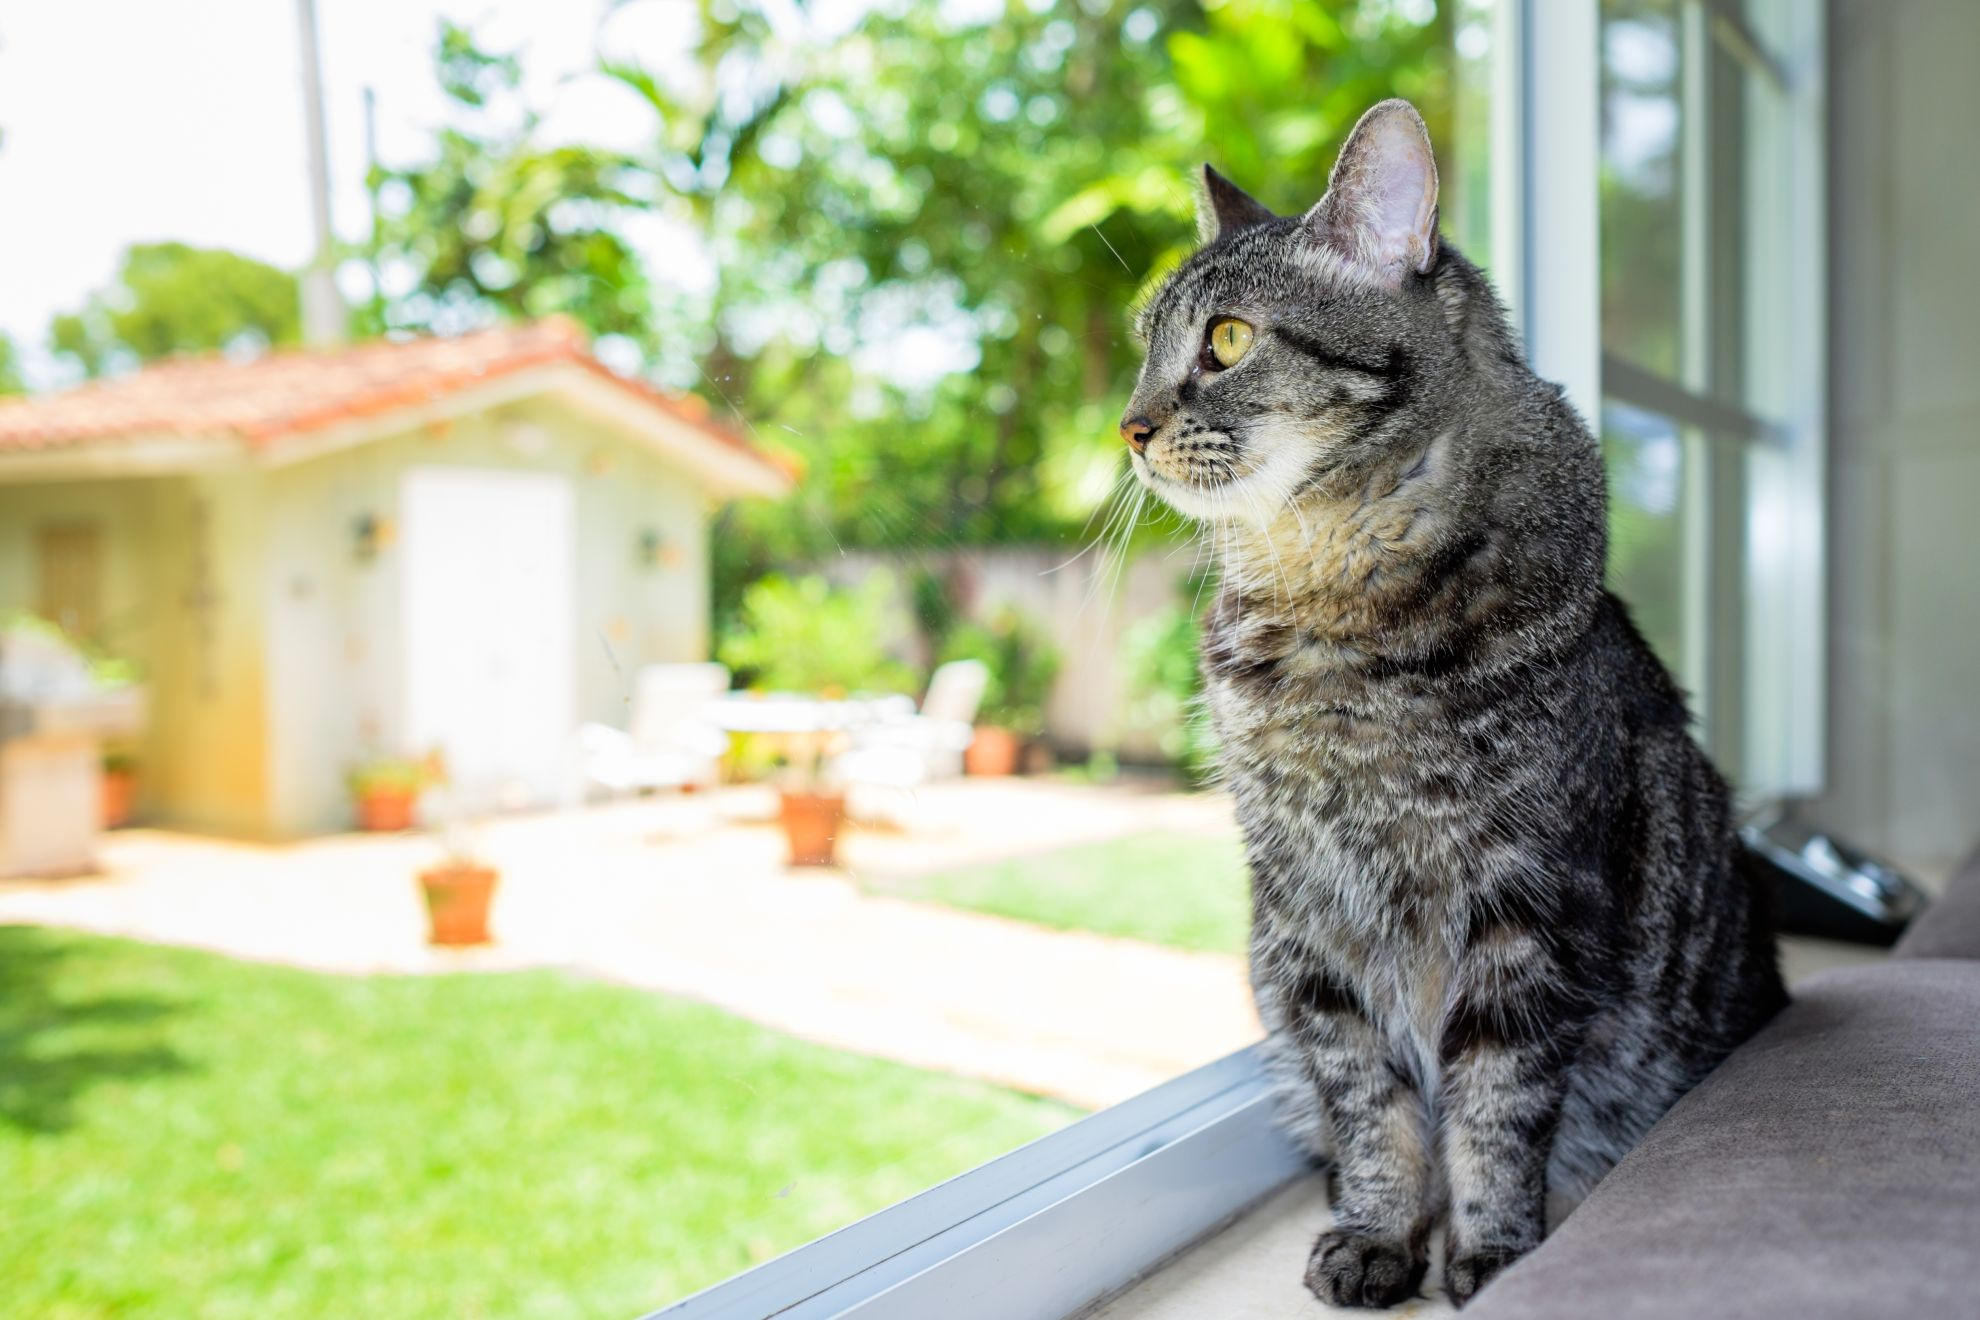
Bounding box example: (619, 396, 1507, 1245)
(1304, 1229, 1425, 1309)
(1444, 1246, 1523, 1308)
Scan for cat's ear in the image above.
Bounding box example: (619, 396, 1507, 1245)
(1301, 99, 1440, 285)
(1197, 165, 1277, 244)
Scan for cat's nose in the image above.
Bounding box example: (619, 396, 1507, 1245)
(1119, 415, 1155, 453)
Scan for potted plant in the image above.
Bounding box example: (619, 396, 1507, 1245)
(418, 805, 497, 946)
(718, 574, 919, 866)
(942, 608, 1061, 777)
(413, 850, 495, 945)
(100, 748, 139, 828)
(775, 733, 846, 866)
(419, 852, 498, 945)
(5, 622, 149, 828)
(965, 723, 1024, 777)
(346, 753, 440, 832)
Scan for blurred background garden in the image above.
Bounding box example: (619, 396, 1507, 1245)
(4, 0, 1506, 768)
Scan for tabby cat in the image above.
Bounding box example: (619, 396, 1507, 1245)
(1119, 100, 1786, 1308)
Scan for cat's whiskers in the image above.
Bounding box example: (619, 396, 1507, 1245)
(1092, 481, 1143, 602)
(1241, 485, 1298, 611)
(1285, 499, 1324, 606)
(1084, 482, 1152, 682)
(1076, 474, 1145, 623)
(1217, 504, 1244, 620)
(1043, 466, 1136, 578)
(1089, 222, 1132, 275)
(1188, 535, 1216, 619)
(1116, 487, 1149, 597)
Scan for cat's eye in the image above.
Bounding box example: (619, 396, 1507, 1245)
(1207, 318, 1255, 368)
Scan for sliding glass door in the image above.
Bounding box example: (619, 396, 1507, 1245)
(1513, 0, 1826, 800)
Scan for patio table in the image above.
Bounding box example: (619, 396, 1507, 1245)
(702, 693, 912, 780)
(702, 693, 907, 735)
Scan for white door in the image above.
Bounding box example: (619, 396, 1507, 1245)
(401, 467, 576, 810)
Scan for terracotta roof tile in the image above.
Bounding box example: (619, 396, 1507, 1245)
(0, 318, 786, 481)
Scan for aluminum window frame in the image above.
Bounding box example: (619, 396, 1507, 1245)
(1732, 0, 1826, 798)
(648, 1046, 1310, 1320)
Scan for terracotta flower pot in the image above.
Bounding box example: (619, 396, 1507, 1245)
(101, 769, 137, 829)
(778, 790, 845, 867)
(419, 861, 498, 946)
(964, 725, 1023, 777)
(356, 787, 418, 832)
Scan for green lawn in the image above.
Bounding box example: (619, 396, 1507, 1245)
(0, 927, 1075, 1320)
(865, 832, 1252, 955)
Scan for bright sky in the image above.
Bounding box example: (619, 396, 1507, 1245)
(0, 0, 691, 388)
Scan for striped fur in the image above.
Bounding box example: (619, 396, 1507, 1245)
(1121, 101, 1785, 1308)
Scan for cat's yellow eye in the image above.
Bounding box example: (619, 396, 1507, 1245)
(1208, 317, 1255, 368)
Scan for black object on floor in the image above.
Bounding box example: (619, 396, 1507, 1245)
(1741, 816, 1928, 946)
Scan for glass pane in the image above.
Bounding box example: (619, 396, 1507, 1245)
(1447, 0, 1507, 266)
(1600, 0, 1795, 415)
(1602, 399, 1692, 683)
(1599, 0, 1794, 782)
(1599, 0, 1685, 380)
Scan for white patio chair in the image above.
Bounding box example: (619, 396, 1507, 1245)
(830, 658, 989, 791)
(576, 662, 732, 796)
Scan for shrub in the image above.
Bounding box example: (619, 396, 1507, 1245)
(347, 754, 444, 798)
(939, 607, 1061, 735)
(0, 611, 141, 687)
(1121, 581, 1219, 786)
(718, 573, 918, 696)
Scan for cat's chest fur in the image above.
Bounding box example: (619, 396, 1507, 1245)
(1205, 599, 1507, 892)
(1203, 598, 1524, 1051)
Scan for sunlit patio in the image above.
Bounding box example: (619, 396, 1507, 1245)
(0, 777, 1258, 1109)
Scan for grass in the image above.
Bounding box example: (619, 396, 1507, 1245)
(864, 832, 1252, 956)
(0, 927, 1076, 1320)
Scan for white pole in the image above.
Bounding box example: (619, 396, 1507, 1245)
(296, 0, 345, 346)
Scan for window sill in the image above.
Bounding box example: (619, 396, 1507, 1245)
(649, 1044, 1310, 1320)
(1079, 1175, 1453, 1320)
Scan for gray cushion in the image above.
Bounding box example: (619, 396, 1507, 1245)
(1465, 959, 1980, 1319)
(1895, 846, 1980, 960)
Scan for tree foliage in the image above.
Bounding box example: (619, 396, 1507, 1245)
(380, 3, 1461, 607)
(49, 243, 300, 377)
(360, 21, 656, 347)
(640, 0, 1456, 607)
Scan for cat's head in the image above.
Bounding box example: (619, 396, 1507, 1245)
(1121, 99, 1461, 522)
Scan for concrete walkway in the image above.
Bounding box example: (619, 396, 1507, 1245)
(0, 779, 1261, 1109)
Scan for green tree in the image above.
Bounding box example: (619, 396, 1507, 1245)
(49, 243, 300, 377)
(378, 4, 1461, 614)
(362, 22, 655, 347)
(606, 0, 1456, 580)
(611, 1, 1190, 561)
